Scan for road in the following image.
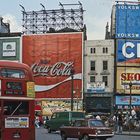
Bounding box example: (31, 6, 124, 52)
(36, 127, 140, 140)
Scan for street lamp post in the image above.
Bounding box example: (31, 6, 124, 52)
(129, 81, 132, 116)
(70, 69, 75, 111)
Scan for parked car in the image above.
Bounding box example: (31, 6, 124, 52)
(60, 119, 114, 140)
(44, 111, 85, 133)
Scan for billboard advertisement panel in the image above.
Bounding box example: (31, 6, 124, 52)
(116, 67, 140, 94)
(0, 37, 21, 61)
(117, 39, 140, 66)
(41, 100, 83, 116)
(22, 33, 83, 99)
(116, 95, 140, 106)
(115, 4, 140, 39)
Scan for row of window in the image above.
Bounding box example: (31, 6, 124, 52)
(91, 61, 108, 71)
(90, 47, 108, 54)
(0, 68, 25, 78)
(90, 76, 108, 86)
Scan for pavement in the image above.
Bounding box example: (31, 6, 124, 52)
(115, 131, 140, 136)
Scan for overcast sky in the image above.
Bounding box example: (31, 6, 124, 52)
(0, 0, 138, 40)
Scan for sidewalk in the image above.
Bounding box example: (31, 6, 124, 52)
(115, 131, 140, 136)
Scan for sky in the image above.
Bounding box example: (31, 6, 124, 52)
(0, 0, 138, 40)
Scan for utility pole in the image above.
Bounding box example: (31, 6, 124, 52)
(70, 69, 75, 111)
(129, 81, 132, 116)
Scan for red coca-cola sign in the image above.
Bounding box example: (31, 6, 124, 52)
(22, 33, 83, 99)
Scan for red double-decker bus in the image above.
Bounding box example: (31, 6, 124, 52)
(0, 61, 35, 140)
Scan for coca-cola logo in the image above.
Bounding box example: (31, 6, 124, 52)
(31, 62, 74, 77)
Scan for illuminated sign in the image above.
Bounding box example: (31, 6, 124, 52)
(117, 39, 140, 62)
(116, 4, 140, 39)
(116, 96, 140, 105)
(117, 67, 140, 94)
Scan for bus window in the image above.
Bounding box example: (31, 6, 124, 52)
(4, 101, 29, 115)
(1, 69, 25, 78)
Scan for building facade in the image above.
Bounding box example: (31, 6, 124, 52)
(83, 40, 114, 114)
(110, 1, 140, 112)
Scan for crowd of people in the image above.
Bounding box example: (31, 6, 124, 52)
(109, 108, 140, 133)
(86, 107, 140, 134)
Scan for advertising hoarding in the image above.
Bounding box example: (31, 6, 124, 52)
(5, 117, 29, 128)
(0, 37, 21, 61)
(117, 39, 140, 66)
(42, 100, 83, 116)
(116, 4, 140, 39)
(116, 67, 140, 94)
(116, 95, 140, 105)
(22, 33, 83, 99)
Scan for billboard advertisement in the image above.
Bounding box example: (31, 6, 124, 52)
(117, 39, 140, 66)
(0, 37, 21, 61)
(115, 4, 140, 39)
(41, 100, 83, 116)
(116, 95, 140, 106)
(22, 33, 83, 99)
(116, 67, 140, 94)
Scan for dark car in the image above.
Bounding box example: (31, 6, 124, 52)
(60, 119, 114, 140)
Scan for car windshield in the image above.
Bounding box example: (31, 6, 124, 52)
(89, 120, 104, 127)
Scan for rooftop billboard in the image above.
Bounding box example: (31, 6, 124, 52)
(22, 33, 83, 99)
(116, 4, 140, 39)
(117, 39, 140, 66)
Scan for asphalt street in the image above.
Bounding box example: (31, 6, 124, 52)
(35, 127, 140, 140)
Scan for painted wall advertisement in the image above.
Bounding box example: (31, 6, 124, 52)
(22, 33, 82, 99)
(116, 67, 140, 94)
(116, 4, 140, 39)
(117, 39, 140, 66)
(0, 37, 20, 61)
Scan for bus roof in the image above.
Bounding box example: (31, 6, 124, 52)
(0, 60, 30, 71)
(0, 60, 33, 80)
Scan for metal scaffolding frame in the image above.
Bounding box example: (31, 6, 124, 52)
(20, 2, 84, 34)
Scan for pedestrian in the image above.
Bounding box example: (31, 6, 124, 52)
(35, 116, 40, 128)
(117, 112, 123, 134)
(96, 115, 101, 120)
(113, 112, 118, 132)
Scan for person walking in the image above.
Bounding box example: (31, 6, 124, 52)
(113, 112, 118, 132)
(117, 112, 123, 134)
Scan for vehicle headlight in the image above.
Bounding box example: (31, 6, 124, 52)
(97, 130, 101, 134)
(95, 130, 101, 135)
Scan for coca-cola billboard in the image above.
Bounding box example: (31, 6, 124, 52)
(22, 33, 83, 98)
